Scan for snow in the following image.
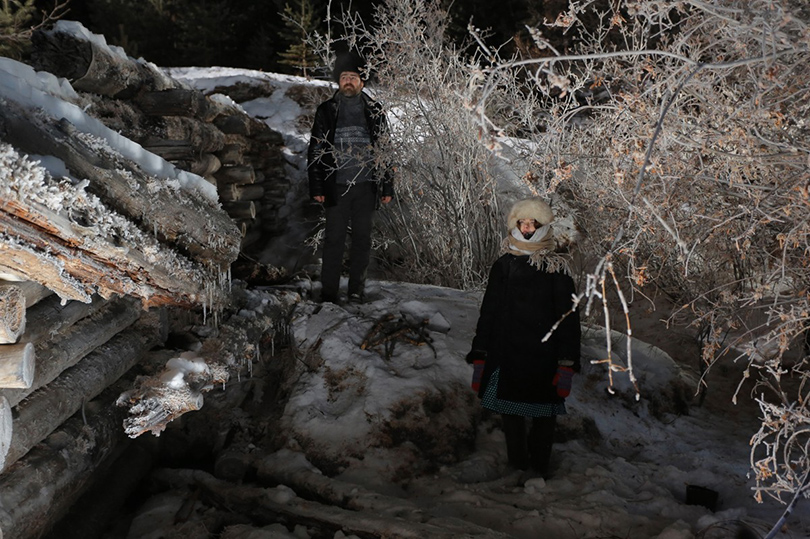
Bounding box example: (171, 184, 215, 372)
(160, 353, 208, 390)
(0, 50, 217, 203)
(125, 278, 810, 538)
(266, 279, 809, 538)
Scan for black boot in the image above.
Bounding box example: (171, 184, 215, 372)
(502, 414, 530, 470)
(528, 415, 556, 477)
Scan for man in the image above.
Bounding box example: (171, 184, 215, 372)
(307, 50, 393, 304)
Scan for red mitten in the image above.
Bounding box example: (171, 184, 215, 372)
(471, 360, 485, 392)
(552, 366, 575, 398)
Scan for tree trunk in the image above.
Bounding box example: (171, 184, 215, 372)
(152, 468, 502, 539)
(257, 454, 421, 516)
(0, 343, 34, 389)
(0, 297, 142, 408)
(213, 114, 252, 136)
(0, 284, 24, 344)
(215, 143, 244, 165)
(0, 397, 11, 472)
(1, 310, 166, 471)
(219, 183, 266, 202)
(183, 153, 222, 177)
(236, 184, 265, 201)
(139, 116, 225, 154)
(15, 281, 52, 308)
(141, 141, 199, 161)
(18, 294, 105, 345)
(222, 201, 257, 220)
(0, 99, 241, 272)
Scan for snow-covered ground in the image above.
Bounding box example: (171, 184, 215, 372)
(158, 64, 810, 539)
(125, 280, 810, 539)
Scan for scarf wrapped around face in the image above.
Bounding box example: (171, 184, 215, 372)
(501, 225, 572, 275)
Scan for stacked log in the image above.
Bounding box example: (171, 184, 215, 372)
(0, 302, 167, 539)
(0, 280, 53, 390)
(0, 386, 148, 539)
(209, 102, 287, 251)
(30, 20, 177, 99)
(30, 23, 290, 257)
(0, 292, 159, 465)
(0, 138, 232, 308)
(3, 312, 164, 470)
(0, 20, 296, 539)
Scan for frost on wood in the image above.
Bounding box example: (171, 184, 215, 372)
(117, 288, 300, 437)
(0, 142, 229, 308)
(117, 351, 229, 438)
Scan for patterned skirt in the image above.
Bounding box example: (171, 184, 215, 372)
(481, 367, 567, 417)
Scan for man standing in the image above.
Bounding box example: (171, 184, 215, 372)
(308, 50, 393, 304)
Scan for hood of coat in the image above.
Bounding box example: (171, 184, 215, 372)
(506, 198, 554, 230)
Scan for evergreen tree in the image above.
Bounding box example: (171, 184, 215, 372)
(1, 0, 47, 58)
(277, 0, 322, 77)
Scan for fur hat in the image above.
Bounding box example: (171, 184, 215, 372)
(506, 197, 554, 229)
(333, 51, 366, 82)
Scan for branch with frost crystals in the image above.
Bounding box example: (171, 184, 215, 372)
(116, 352, 229, 438)
(764, 469, 810, 539)
(117, 289, 300, 437)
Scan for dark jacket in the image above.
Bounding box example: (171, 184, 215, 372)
(307, 91, 394, 206)
(470, 253, 581, 404)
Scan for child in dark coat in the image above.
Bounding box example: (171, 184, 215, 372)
(467, 197, 581, 476)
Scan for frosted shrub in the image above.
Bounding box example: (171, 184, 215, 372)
(315, 0, 503, 290)
(464, 0, 810, 504)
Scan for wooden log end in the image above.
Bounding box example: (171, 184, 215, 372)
(0, 343, 35, 389)
(0, 284, 25, 344)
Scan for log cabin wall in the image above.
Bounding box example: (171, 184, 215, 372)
(30, 23, 289, 256)
(0, 286, 168, 539)
(0, 22, 295, 539)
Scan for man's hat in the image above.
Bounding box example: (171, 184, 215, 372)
(333, 51, 366, 82)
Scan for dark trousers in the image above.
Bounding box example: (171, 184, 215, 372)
(502, 414, 556, 475)
(321, 182, 376, 301)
